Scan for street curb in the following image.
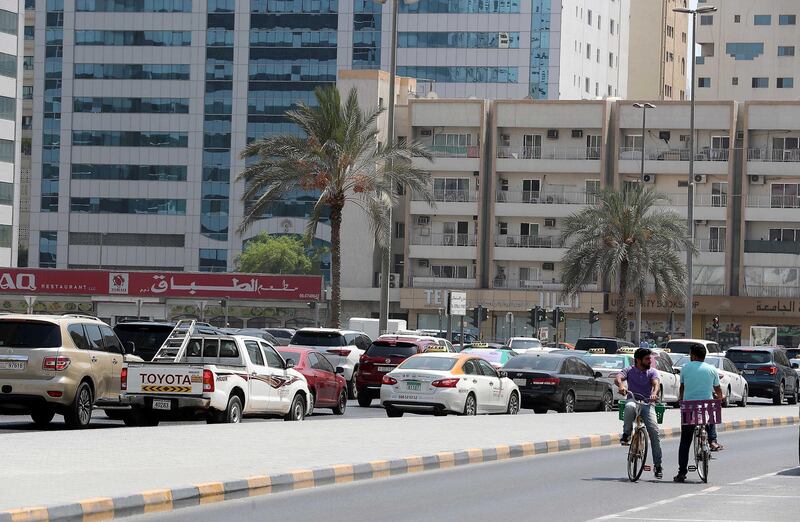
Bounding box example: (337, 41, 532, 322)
(2, 415, 797, 521)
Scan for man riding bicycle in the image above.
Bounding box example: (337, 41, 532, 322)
(615, 347, 663, 479)
(674, 343, 724, 483)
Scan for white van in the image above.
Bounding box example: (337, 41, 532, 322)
(347, 318, 407, 341)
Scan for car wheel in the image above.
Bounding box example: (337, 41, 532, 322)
(599, 391, 614, 412)
(31, 407, 55, 427)
(332, 390, 347, 415)
(64, 381, 93, 429)
(738, 386, 748, 407)
(284, 394, 306, 421)
(385, 406, 404, 418)
(722, 386, 731, 408)
(773, 381, 785, 405)
(533, 407, 548, 414)
(463, 393, 478, 416)
(506, 392, 520, 415)
(357, 393, 373, 408)
(347, 375, 358, 400)
(223, 395, 243, 423)
(789, 385, 799, 405)
(558, 391, 576, 413)
(307, 391, 315, 415)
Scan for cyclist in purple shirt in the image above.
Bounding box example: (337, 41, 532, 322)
(614, 347, 663, 479)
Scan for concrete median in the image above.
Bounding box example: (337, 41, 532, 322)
(1, 406, 797, 522)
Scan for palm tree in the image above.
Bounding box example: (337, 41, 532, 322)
(560, 187, 696, 339)
(238, 86, 433, 327)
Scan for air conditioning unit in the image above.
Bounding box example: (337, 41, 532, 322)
(416, 215, 430, 226)
(418, 259, 430, 268)
(542, 262, 555, 271)
(643, 174, 655, 184)
(498, 32, 510, 49)
(472, 170, 479, 177)
(547, 129, 559, 139)
(659, 131, 671, 141)
(750, 175, 765, 185)
(571, 130, 584, 138)
(379, 273, 401, 288)
(544, 218, 556, 227)
(419, 128, 432, 136)
(736, 131, 744, 141)
(694, 174, 707, 184)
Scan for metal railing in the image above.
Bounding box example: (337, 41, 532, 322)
(492, 279, 601, 291)
(416, 145, 480, 158)
(743, 285, 800, 298)
(618, 147, 730, 162)
(410, 274, 477, 289)
(694, 238, 727, 253)
(652, 193, 727, 207)
(496, 190, 594, 204)
(747, 148, 800, 162)
(496, 146, 601, 160)
(744, 240, 800, 255)
(410, 233, 477, 247)
(494, 235, 565, 248)
(745, 195, 800, 209)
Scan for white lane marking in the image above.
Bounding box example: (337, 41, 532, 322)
(704, 493, 800, 499)
(728, 468, 792, 485)
(610, 518, 769, 522)
(590, 492, 705, 521)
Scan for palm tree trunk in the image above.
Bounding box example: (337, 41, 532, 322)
(328, 201, 343, 328)
(615, 261, 629, 339)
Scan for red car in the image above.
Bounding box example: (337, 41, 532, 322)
(355, 336, 438, 407)
(278, 347, 348, 415)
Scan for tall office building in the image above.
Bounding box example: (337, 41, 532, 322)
(627, 0, 689, 100)
(0, 0, 22, 267)
(695, 0, 800, 101)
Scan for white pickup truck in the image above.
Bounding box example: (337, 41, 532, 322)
(123, 333, 311, 425)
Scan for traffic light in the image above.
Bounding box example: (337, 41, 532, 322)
(471, 306, 489, 326)
(536, 307, 547, 324)
(712, 315, 720, 330)
(589, 307, 600, 324)
(307, 302, 317, 310)
(550, 307, 565, 325)
(528, 307, 537, 327)
(480, 307, 489, 323)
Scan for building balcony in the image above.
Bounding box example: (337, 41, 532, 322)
(495, 190, 592, 218)
(410, 276, 477, 289)
(408, 234, 477, 260)
(743, 285, 800, 298)
(747, 149, 800, 176)
(496, 146, 601, 173)
(618, 147, 730, 175)
(492, 278, 600, 292)
(744, 240, 800, 255)
(695, 238, 726, 253)
(493, 235, 567, 262)
(743, 195, 800, 222)
(409, 189, 478, 215)
(650, 193, 727, 220)
(410, 233, 477, 247)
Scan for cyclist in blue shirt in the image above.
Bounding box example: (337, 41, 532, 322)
(674, 343, 724, 483)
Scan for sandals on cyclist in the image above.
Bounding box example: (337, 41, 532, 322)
(709, 442, 723, 452)
(673, 473, 687, 483)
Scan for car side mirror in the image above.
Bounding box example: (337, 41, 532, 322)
(674, 368, 681, 374)
(285, 359, 295, 369)
(126, 341, 136, 354)
(497, 370, 507, 379)
(594, 371, 603, 378)
(335, 366, 345, 374)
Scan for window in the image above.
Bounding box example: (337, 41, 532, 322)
(75, 30, 191, 46)
(100, 325, 123, 354)
(664, 85, 673, 98)
(73, 97, 189, 114)
(395, 222, 405, 239)
(263, 345, 284, 368)
(609, 52, 614, 67)
(754, 15, 771, 25)
(597, 15, 601, 30)
(700, 15, 713, 25)
(0, 96, 14, 121)
(732, 77, 739, 85)
(585, 77, 590, 93)
(734, 15, 741, 23)
(433, 177, 470, 200)
(70, 197, 186, 214)
(0, 182, 12, 205)
(726, 43, 764, 60)
(77, 0, 193, 11)
(778, 46, 795, 56)
(0, 52, 16, 79)
(682, 32, 687, 44)
(752, 77, 769, 88)
(39, 231, 57, 267)
(430, 265, 469, 279)
(698, 77, 711, 88)
(245, 341, 265, 366)
(499, 222, 508, 235)
(199, 248, 227, 272)
(711, 182, 728, 207)
(666, 52, 674, 62)
(596, 49, 600, 63)
(396, 66, 517, 84)
(709, 227, 726, 252)
(666, 25, 674, 37)
(587, 10, 592, 25)
(477, 359, 498, 377)
(24, 25, 34, 40)
(0, 10, 17, 35)
(777, 77, 794, 88)
(22, 86, 32, 99)
(770, 183, 800, 208)
(779, 15, 796, 25)
(68, 325, 90, 350)
(73, 63, 190, 80)
(586, 43, 591, 59)
(610, 19, 615, 35)
(398, 31, 522, 49)
(72, 131, 188, 147)
(72, 164, 187, 181)
(84, 324, 105, 351)
(519, 267, 540, 282)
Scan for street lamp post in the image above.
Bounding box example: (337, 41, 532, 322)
(674, 5, 717, 338)
(376, 0, 418, 335)
(632, 103, 655, 344)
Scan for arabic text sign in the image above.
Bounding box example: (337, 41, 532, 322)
(448, 291, 467, 316)
(0, 269, 322, 301)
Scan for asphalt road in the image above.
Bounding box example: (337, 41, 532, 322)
(132, 425, 800, 522)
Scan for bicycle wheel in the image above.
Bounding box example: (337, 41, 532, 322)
(627, 427, 649, 482)
(693, 428, 709, 483)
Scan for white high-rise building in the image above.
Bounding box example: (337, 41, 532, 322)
(0, 0, 22, 267)
(695, 0, 800, 101)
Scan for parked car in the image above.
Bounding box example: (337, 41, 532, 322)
(461, 347, 517, 368)
(288, 328, 371, 400)
(664, 339, 723, 356)
(356, 336, 438, 407)
(579, 351, 679, 406)
(223, 328, 281, 347)
(506, 337, 543, 353)
(574, 337, 635, 354)
(725, 347, 799, 405)
(389, 332, 454, 352)
(0, 314, 143, 428)
(278, 347, 347, 415)
(380, 353, 520, 417)
(265, 328, 295, 346)
(125, 331, 311, 424)
(651, 351, 681, 406)
(504, 352, 614, 414)
(672, 354, 748, 407)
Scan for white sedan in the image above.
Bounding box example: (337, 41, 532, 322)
(506, 337, 543, 354)
(673, 354, 748, 407)
(380, 353, 520, 417)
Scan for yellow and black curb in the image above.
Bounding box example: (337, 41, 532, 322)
(2, 415, 796, 522)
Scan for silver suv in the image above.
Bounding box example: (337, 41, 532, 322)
(0, 314, 142, 428)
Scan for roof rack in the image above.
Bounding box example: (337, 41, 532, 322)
(59, 313, 100, 321)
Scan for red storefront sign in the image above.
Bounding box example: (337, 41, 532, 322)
(0, 269, 322, 301)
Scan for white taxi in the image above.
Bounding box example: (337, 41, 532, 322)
(379, 353, 520, 417)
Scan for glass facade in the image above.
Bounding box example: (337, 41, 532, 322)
(199, 248, 227, 272)
(0, 96, 13, 120)
(726, 42, 764, 60)
(39, 231, 57, 268)
(74, 63, 190, 80)
(72, 164, 188, 181)
(530, 0, 551, 99)
(0, 181, 13, 205)
(353, 0, 381, 70)
(0, 52, 17, 79)
(75, 30, 191, 46)
(72, 131, 188, 147)
(70, 198, 187, 215)
(399, 32, 521, 49)
(400, 0, 520, 13)
(73, 97, 190, 113)
(76, 0, 192, 11)
(41, 0, 63, 214)
(396, 66, 518, 84)
(0, 9, 17, 36)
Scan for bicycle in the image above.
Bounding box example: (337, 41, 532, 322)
(680, 399, 722, 483)
(620, 392, 664, 482)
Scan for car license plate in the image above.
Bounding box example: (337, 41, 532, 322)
(378, 366, 394, 372)
(743, 369, 755, 375)
(152, 399, 172, 411)
(513, 378, 527, 387)
(406, 381, 421, 391)
(0, 361, 25, 370)
(398, 394, 419, 400)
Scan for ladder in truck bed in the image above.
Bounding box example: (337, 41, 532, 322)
(151, 320, 197, 362)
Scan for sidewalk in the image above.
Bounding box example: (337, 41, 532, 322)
(0, 404, 797, 515)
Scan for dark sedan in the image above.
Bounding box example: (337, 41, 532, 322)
(504, 353, 613, 413)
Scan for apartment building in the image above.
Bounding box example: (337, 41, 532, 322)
(0, 0, 22, 267)
(627, 0, 689, 100)
(695, 0, 800, 101)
